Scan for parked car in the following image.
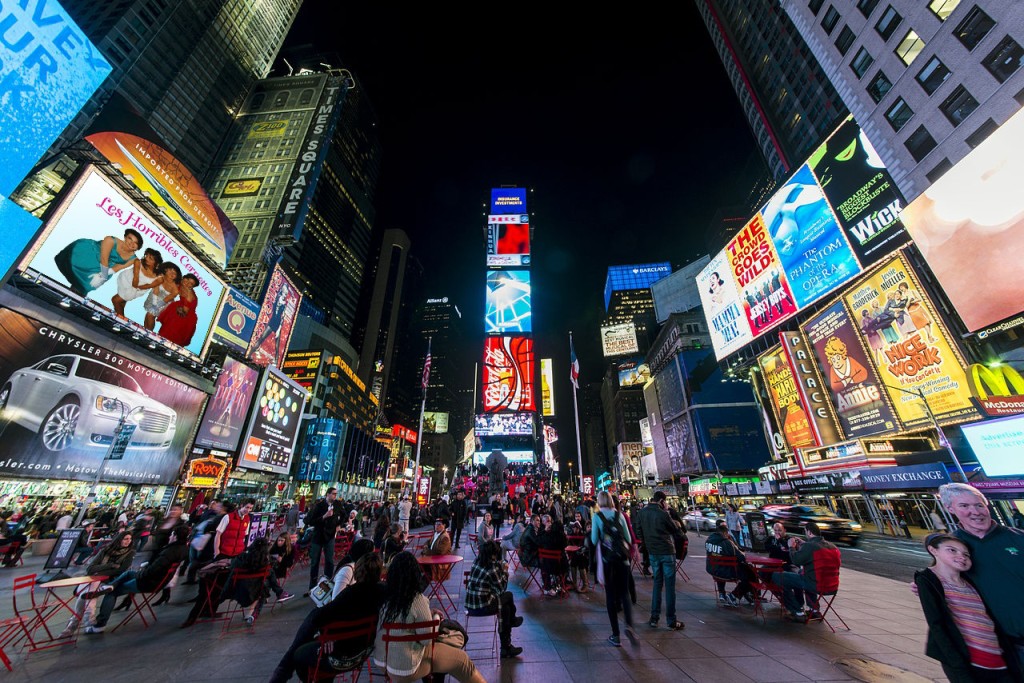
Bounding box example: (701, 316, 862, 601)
(0, 354, 177, 452)
(683, 509, 721, 532)
(760, 504, 862, 546)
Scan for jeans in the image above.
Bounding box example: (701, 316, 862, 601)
(94, 571, 141, 627)
(649, 554, 676, 623)
(777, 571, 817, 613)
(603, 560, 632, 637)
(308, 539, 335, 589)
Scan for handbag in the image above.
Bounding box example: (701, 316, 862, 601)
(309, 575, 334, 607)
(436, 618, 468, 649)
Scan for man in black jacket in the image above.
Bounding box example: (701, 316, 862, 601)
(451, 490, 469, 549)
(636, 491, 685, 629)
(305, 487, 343, 593)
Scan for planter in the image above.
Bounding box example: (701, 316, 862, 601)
(31, 538, 57, 556)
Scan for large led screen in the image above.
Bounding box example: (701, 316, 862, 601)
(194, 357, 259, 452)
(483, 336, 535, 412)
(696, 252, 753, 359)
(841, 254, 979, 429)
(490, 188, 528, 215)
(487, 214, 530, 267)
(601, 322, 639, 357)
(475, 412, 534, 436)
(485, 270, 531, 334)
(210, 287, 259, 354)
(0, 306, 207, 485)
(238, 365, 307, 475)
(473, 450, 534, 465)
(617, 357, 651, 387)
(0, 3, 111, 197)
(901, 109, 1024, 333)
(802, 300, 899, 439)
(540, 358, 555, 417)
(961, 414, 1024, 478)
(86, 132, 239, 267)
(20, 167, 226, 357)
(247, 265, 302, 368)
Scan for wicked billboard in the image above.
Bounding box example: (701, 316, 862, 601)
(0, 306, 207, 485)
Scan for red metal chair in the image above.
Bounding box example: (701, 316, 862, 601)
(1, 542, 25, 568)
(0, 617, 20, 671)
(515, 549, 542, 593)
(307, 614, 378, 682)
(675, 536, 691, 581)
(220, 566, 271, 636)
(537, 548, 570, 596)
(381, 617, 440, 683)
(111, 561, 182, 633)
(11, 573, 60, 652)
(708, 555, 740, 607)
(808, 547, 849, 633)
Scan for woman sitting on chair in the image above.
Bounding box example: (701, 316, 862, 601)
(465, 540, 523, 659)
(371, 551, 486, 683)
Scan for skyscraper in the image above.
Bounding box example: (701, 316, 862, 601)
(694, 0, 848, 180)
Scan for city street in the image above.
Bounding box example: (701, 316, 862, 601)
(0, 528, 947, 683)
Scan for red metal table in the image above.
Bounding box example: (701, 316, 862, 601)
(417, 554, 462, 618)
(30, 575, 108, 650)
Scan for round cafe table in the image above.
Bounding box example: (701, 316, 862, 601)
(417, 554, 462, 618)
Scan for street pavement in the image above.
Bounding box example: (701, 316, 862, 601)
(0, 529, 948, 682)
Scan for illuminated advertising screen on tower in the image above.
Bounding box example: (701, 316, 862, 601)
(487, 214, 530, 267)
(247, 265, 302, 368)
(210, 287, 260, 354)
(239, 365, 307, 475)
(19, 167, 226, 358)
(601, 322, 639, 357)
(485, 270, 532, 334)
(475, 412, 534, 436)
(194, 357, 260, 452)
(490, 188, 528, 215)
(483, 336, 535, 412)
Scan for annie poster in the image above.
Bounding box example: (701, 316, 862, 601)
(802, 300, 899, 439)
(841, 255, 980, 429)
(726, 214, 798, 338)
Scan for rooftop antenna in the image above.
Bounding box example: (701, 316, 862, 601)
(283, 58, 294, 76)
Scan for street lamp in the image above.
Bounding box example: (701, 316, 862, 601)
(74, 404, 147, 527)
(704, 451, 723, 500)
(442, 465, 449, 488)
(882, 383, 968, 482)
(567, 461, 574, 494)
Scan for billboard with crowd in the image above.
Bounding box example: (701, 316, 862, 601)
(698, 116, 910, 360)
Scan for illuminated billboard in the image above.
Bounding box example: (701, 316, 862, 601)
(210, 287, 259, 354)
(962, 414, 1024, 478)
(485, 270, 531, 334)
(86, 132, 238, 267)
(282, 350, 325, 389)
(841, 254, 980, 429)
(239, 365, 307, 475)
(475, 412, 534, 436)
(901, 109, 1024, 333)
(247, 264, 302, 368)
(0, 305, 207, 485)
(19, 167, 226, 357)
(424, 412, 449, 434)
(757, 346, 815, 451)
(487, 214, 530, 267)
(194, 357, 260, 452)
(490, 188, 528, 215)
(483, 336, 535, 412)
(696, 252, 754, 360)
(728, 214, 800, 338)
(540, 358, 555, 417)
(601, 322, 639, 357)
(473, 450, 534, 465)
(616, 357, 651, 388)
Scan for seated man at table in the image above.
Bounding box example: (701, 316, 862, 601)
(765, 523, 795, 571)
(420, 517, 452, 581)
(705, 520, 757, 607)
(776, 521, 837, 620)
(82, 523, 189, 633)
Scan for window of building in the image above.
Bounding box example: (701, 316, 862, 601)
(954, 7, 996, 50)
(983, 35, 1024, 83)
(895, 30, 925, 65)
(835, 26, 856, 55)
(928, 0, 960, 21)
(867, 70, 893, 102)
(965, 118, 999, 148)
(1015, 86, 1024, 106)
(821, 6, 841, 35)
(916, 56, 951, 94)
(876, 6, 902, 40)
(851, 48, 875, 78)
(885, 98, 914, 131)
(857, 0, 879, 18)
(273, 91, 290, 107)
(926, 159, 953, 183)
(904, 125, 937, 161)
(809, 0, 825, 16)
(939, 85, 979, 126)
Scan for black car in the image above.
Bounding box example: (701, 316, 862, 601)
(761, 504, 863, 546)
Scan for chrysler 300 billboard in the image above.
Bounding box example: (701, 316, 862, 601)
(0, 306, 207, 484)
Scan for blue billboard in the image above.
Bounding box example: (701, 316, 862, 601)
(297, 417, 346, 482)
(760, 164, 861, 309)
(485, 270, 531, 334)
(490, 188, 528, 215)
(605, 262, 672, 310)
(0, 198, 41, 285)
(211, 287, 260, 354)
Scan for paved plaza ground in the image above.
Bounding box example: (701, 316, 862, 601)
(0, 534, 948, 682)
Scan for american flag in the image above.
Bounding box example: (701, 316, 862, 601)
(569, 335, 580, 389)
(421, 341, 432, 390)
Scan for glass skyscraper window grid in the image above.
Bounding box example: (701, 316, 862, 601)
(916, 57, 951, 94)
(954, 7, 996, 50)
(876, 6, 903, 41)
(983, 36, 1024, 83)
(851, 48, 875, 79)
(857, 0, 879, 18)
(896, 30, 926, 66)
(822, 6, 841, 35)
(604, 263, 671, 309)
(867, 70, 893, 101)
(835, 26, 857, 56)
(809, 0, 825, 16)
(885, 98, 915, 131)
(928, 0, 961, 22)
(939, 85, 980, 126)
(904, 125, 938, 162)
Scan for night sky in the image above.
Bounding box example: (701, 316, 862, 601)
(284, 3, 762, 459)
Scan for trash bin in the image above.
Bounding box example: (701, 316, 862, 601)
(745, 512, 768, 553)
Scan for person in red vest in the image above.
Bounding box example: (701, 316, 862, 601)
(213, 499, 255, 559)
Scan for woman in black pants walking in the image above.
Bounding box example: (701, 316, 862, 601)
(591, 490, 634, 647)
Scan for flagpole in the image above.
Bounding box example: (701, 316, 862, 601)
(413, 337, 431, 498)
(570, 332, 584, 493)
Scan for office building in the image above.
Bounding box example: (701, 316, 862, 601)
(695, 0, 848, 180)
(781, 0, 1024, 200)
(580, 382, 609, 475)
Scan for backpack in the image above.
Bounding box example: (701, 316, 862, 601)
(597, 511, 629, 565)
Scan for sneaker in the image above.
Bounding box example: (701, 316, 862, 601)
(83, 625, 105, 634)
(724, 594, 740, 608)
(244, 615, 255, 627)
(511, 616, 524, 628)
(543, 588, 558, 597)
(648, 618, 659, 628)
(807, 609, 823, 620)
(81, 585, 114, 601)
(500, 645, 523, 658)
(277, 591, 295, 603)
(667, 620, 685, 630)
(787, 610, 806, 621)
(608, 634, 621, 647)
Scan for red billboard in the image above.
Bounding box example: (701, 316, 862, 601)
(483, 336, 535, 412)
(247, 264, 301, 368)
(726, 214, 798, 338)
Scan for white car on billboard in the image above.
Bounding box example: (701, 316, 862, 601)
(0, 354, 177, 452)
